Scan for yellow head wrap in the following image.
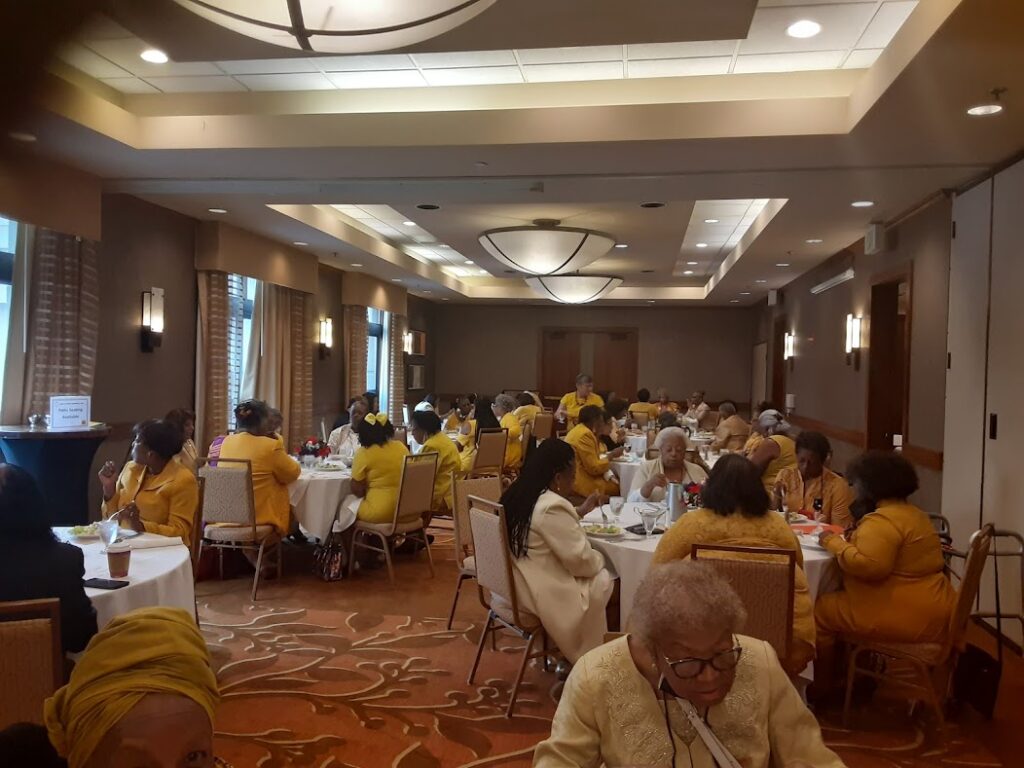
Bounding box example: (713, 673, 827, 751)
(366, 412, 389, 426)
(44, 607, 219, 768)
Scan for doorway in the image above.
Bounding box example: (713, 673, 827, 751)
(867, 274, 911, 450)
(540, 328, 638, 400)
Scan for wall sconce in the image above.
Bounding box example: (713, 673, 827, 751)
(140, 287, 164, 352)
(318, 317, 333, 359)
(783, 331, 795, 369)
(403, 331, 413, 354)
(845, 313, 863, 369)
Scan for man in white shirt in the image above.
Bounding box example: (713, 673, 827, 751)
(327, 397, 368, 463)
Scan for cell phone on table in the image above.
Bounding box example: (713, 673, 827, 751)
(84, 578, 129, 590)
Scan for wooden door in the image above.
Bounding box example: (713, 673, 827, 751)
(866, 277, 910, 450)
(593, 330, 638, 401)
(771, 315, 787, 409)
(539, 329, 581, 399)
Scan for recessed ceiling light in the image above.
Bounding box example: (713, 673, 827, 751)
(614, 243, 628, 249)
(851, 201, 875, 208)
(423, 290, 432, 293)
(686, 261, 698, 266)
(696, 243, 708, 248)
(351, 263, 363, 267)
(704, 218, 719, 224)
(776, 263, 790, 267)
(967, 103, 1004, 116)
(787, 20, 822, 39)
(208, 207, 227, 214)
(755, 279, 767, 283)
(740, 292, 751, 295)
(730, 299, 740, 304)
(647, 300, 656, 304)
(402, 221, 416, 226)
(442, 297, 450, 301)
(293, 241, 308, 246)
(8, 131, 36, 143)
(640, 201, 666, 209)
(806, 238, 823, 244)
(391, 278, 402, 282)
(438, 244, 450, 248)
(474, 161, 489, 168)
(416, 203, 440, 210)
(683, 270, 694, 275)
(465, 260, 474, 265)
(140, 48, 169, 64)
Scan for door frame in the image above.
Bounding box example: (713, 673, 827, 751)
(538, 326, 638, 399)
(865, 265, 914, 449)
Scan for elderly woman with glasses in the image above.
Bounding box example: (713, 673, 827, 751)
(535, 560, 842, 768)
(627, 426, 708, 503)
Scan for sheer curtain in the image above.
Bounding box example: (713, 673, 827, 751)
(19, 228, 99, 420)
(386, 312, 407, 425)
(242, 282, 314, 451)
(194, 270, 231, 451)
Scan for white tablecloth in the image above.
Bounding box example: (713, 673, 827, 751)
(581, 504, 839, 629)
(624, 434, 649, 457)
(610, 458, 643, 496)
(57, 528, 195, 629)
(289, 466, 353, 541)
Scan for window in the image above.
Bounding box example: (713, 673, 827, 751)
(0, 216, 19, 403)
(366, 307, 384, 400)
(227, 275, 258, 428)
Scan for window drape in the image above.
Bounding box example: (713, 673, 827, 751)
(387, 313, 406, 426)
(20, 228, 99, 420)
(344, 304, 367, 406)
(241, 282, 314, 451)
(194, 270, 230, 451)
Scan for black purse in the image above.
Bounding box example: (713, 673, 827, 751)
(312, 523, 347, 582)
(952, 536, 1002, 719)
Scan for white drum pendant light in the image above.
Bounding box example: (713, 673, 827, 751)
(173, 0, 497, 54)
(478, 219, 616, 276)
(525, 275, 622, 304)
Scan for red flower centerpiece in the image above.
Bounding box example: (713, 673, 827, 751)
(299, 437, 330, 459)
(684, 482, 704, 508)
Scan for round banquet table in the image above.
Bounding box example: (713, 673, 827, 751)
(581, 503, 840, 632)
(609, 457, 643, 496)
(289, 464, 353, 541)
(56, 528, 195, 629)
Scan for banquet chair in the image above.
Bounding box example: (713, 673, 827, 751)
(634, 412, 650, 428)
(691, 544, 795, 664)
(447, 473, 502, 629)
(348, 452, 437, 585)
(196, 457, 281, 601)
(533, 412, 554, 442)
(0, 598, 62, 728)
(467, 497, 553, 717)
(471, 428, 508, 477)
(841, 524, 994, 738)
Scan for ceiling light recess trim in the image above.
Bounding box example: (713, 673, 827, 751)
(526, 275, 622, 304)
(810, 268, 855, 295)
(479, 219, 616, 276)
(173, 0, 497, 54)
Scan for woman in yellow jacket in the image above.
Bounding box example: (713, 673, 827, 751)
(565, 405, 621, 498)
(749, 409, 797, 495)
(348, 413, 410, 523)
(410, 409, 460, 523)
(653, 454, 816, 676)
(217, 400, 301, 536)
(98, 420, 199, 546)
(457, 394, 501, 472)
(815, 451, 957, 687)
(493, 393, 523, 471)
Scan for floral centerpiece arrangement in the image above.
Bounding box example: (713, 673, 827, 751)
(684, 482, 704, 508)
(298, 437, 330, 459)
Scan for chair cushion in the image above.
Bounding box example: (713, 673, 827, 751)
(490, 594, 541, 631)
(356, 518, 426, 535)
(204, 524, 276, 542)
(846, 637, 948, 666)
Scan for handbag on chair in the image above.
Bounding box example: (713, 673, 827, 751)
(952, 537, 1002, 719)
(312, 523, 347, 582)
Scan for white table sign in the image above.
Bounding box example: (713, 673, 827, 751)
(50, 395, 91, 428)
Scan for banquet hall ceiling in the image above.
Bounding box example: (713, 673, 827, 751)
(12, 0, 1024, 305)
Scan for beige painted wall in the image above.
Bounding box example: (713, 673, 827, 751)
(432, 304, 759, 403)
(0, 148, 102, 240)
(341, 272, 408, 316)
(196, 221, 319, 294)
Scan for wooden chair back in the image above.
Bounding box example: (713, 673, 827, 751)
(196, 458, 257, 539)
(692, 543, 796, 661)
(0, 599, 62, 728)
(393, 453, 438, 529)
(468, 497, 525, 625)
(533, 412, 554, 441)
(452, 473, 502, 569)
(472, 428, 508, 476)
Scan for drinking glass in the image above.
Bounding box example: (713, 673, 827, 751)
(640, 507, 661, 538)
(609, 496, 624, 521)
(98, 519, 120, 548)
(623, 443, 632, 460)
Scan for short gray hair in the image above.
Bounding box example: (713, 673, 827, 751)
(719, 401, 737, 416)
(653, 426, 689, 451)
(757, 408, 791, 434)
(630, 561, 747, 648)
(494, 394, 518, 414)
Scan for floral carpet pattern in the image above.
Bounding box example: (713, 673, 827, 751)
(199, 600, 1002, 768)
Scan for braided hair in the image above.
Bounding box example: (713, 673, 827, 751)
(500, 439, 575, 558)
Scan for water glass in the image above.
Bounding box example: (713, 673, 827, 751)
(609, 497, 624, 521)
(640, 507, 661, 538)
(98, 519, 120, 547)
(623, 443, 632, 460)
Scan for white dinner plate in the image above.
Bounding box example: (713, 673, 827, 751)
(582, 524, 625, 540)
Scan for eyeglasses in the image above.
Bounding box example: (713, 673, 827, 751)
(662, 642, 743, 679)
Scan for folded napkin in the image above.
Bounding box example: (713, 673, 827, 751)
(128, 533, 185, 550)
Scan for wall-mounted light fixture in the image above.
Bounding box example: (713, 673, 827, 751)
(845, 313, 863, 369)
(318, 317, 333, 359)
(140, 287, 164, 352)
(783, 331, 795, 368)
(403, 331, 413, 355)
